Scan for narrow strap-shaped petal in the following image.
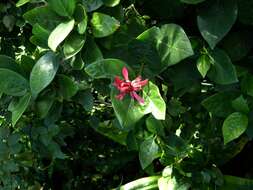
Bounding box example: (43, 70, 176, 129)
(116, 92, 126, 100)
(122, 67, 129, 81)
(131, 91, 145, 104)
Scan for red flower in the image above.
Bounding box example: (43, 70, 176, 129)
(113, 67, 148, 104)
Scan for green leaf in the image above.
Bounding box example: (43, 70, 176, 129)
(16, 0, 30, 7)
(136, 24, 194, 74)
(207, 49, 238, 85)
(143, 82, 166, 120)
(232, 96, 249, 114)
(139, 136, 160, 169)
(103, 0, 120, 7)
(36, 91, 55, 119)
(48, 0, 76, 17)
(82, 0, 103, 12)
(202, 92, 238, 117)
(0, 55, 23, 74)
(70, 53, 85, 70)
(63, 32, 86, 59)
(197, 0, 238, 49)
(241, 74, 253, 97)
(111, 81, 166, 129)
(146, 116, 165, 137)
(219, 175, 253, 190)
(23, 6, 64, 31)
(158, 176, 191, 190)
(58, 75, 79, 100)
(85, 58, 130, 79)
(196, 54, 212, 78)
(30, 52, 59, 97)
(30, 24, 50, 48)
(48, 19, 75, 52)
(8, 93, 31, 126)
(91, 12, 120, 38)
(74, 4, 88, 35)
(222, 112, 248, 144)
(117, 176, 160, 190)
(180, 0, 205, 4)
(0, 68, 29, 96)
(83, 37, 103, 64)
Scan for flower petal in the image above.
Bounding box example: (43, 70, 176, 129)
(122, 67, 129, 81)
(116, 93, 126, 100)
(131, 91, 145, 104)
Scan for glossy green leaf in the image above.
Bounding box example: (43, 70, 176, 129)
(82, 0, 103, 12)
(48, 0, 75, 17)
(16, 0, 30, 7)
(91, 12, 120, 38)
(142, 82, 166, 120)
(58, 75, 79, 100)
(222, 112, 248, 144)
(111, 81, 166, 129)
(48, 19, 75, 52)
(8, 93, 31, 126)
(139, 136, 160, 169)
(180, 0, 205, 4)
(232, 96, 249, 114)
(23, 6, 64, 31)
(207, 49, 238, 85)
(136, 24, 194, 74)
(85, 58, 129, 79)
(30, 52, 59, 97)
(70, 53, 85, 70)
(117, 176, 160, 190)
(63, 33, 86, 59)
(146, 116, 165, 137)
(74, 4, 88, 35)
(31, 24, 50, 48)
(103, 0, 120, 7)
(196, 54, 212, 78)
(0, 68, 29, 96)
(197, 0, 238, 49)
(158, 176, 191, 190)
(74, 90, 94, 111)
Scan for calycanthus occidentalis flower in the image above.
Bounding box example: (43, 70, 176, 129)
(113, 67, 148, 104)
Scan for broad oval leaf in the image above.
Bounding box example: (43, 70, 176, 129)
(0, 68, 29, 96)
(222, 112, 248, 144)
(91, 12, 120, 38)
(207, 49, 238, 85)
(48, 19, 75, 52)
(139, 136, 160, 169)
(48, 0, 75, 17)
(196, 54, 211, 78)
(180, 0, 205, 4)
(30, 52, 59, 97)
(85, 58, 130, 79)
(119, 176, 160, 190)
(8, 93, 31, 126)
(136, 24, 194, 74)
(197, 0, 238, 49)
(220, 175, 253, 190)
(23, 6, 64, 31)
(0, 55, 23, 74)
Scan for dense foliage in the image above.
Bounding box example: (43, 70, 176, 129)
(1, 0, 253, 189)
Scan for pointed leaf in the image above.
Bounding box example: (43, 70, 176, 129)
(139, 136, 160, 169)
(91, 12, 120, 38)
(48, 0, 75, 17)
(48, 19, 75, 51)
(197, 0, 238, 49)
(223, 112, 248, 144)
(30, 52, 59, 97)
(8, 93, 31, 126)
